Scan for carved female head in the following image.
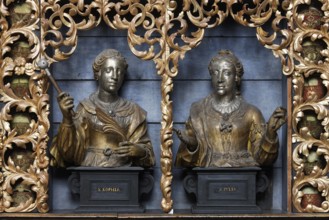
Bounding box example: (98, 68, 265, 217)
(208, 50, 244, 96)
(93, 49, 128, 94)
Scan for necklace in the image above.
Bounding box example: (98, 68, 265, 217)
(211, 96, 241, 115)
(210, 96, 242, 133)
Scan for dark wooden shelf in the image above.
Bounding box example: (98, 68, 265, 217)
(2, 212, 329, 220)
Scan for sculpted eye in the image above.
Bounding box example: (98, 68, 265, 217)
(223, 70, 230, 75)
(104, 67, 113, 73)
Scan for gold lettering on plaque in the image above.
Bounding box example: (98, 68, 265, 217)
(97, 187, 121, 192)
(215, 186, 237, 193)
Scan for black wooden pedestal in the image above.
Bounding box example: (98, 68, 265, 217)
(184, 167, 264, 214)
(67, 167, 153, 213)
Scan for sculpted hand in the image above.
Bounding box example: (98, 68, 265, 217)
(173, 128, 197, 151)
(267, 107, 287, 140)
(57, 92, 74, 123)
(113, 141, 147, 158)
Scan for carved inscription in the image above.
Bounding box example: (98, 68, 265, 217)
(90, 179, 130, 201)
(97, 187, 121, 193)
(215, 186, 237, 193)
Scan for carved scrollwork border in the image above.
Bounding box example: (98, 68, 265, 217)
(291, 0, 329, 213)
(1, 0, 328, 213)
(0, 0, 50, 213)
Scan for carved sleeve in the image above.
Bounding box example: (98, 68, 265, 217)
(249, 120, 279, 166)
(125, 106, 155, 168)
(175, 118, 200, 167)
(50, 104, 87, 167)
(129, 120, 155, 167)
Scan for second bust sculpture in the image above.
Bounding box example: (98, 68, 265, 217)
(50, 49, 155, 168)
(175, 50, 287, 168)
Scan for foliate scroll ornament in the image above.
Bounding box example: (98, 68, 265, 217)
(1, 0, 39, 30)
(254, 0, 294, 75)
(41, 0, 102, 63)
(229, 0, 279, 27)
(159, 72, 173, 213)
(292, 104, 329, 141)
(292, 71, 329, 110)
(291, 0, 329, 208)
(0, 28, 40, 62)
(222, 0, 296, 76)
(183, 0, 229, 29)
(293, 34, 329, 67)
(293, 173, 329, 212)
(0, 2, 9, 41)
(0, 58, 50, 212)
(293, 140, 329, 177)
(103, 0, 166, 62)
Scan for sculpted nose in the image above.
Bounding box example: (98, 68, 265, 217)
(218, 72, 224, 82)
(110, 70, 118, 80)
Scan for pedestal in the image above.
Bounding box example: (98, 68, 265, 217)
(184, 167, 264, 214)
(67, 167, 153, 213)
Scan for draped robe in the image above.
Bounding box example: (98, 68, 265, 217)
(175, 95, 279, 168)
(51, 92, 155, 168)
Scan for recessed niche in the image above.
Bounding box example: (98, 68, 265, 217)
(298, 2, 324, 29)
(297, 110, 324, 139)
(10, 40, 31, 61)
(303, 73, 327, 101)
(300, 147, 326, 175)
(8, 0, 33, 27)
(11, 178, 36, 207)
(10, 75, 31, 98)
(301, 39, 326, 63)
(10, 112, 32, 136)
(301, 185, 324, 209)
(5, 143, 35, 172)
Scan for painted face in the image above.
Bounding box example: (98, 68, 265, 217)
(99, 58, 125, 94)
(210, 59, 236, 96)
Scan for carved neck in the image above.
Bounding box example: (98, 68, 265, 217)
(97, 89, 119, 103)
(212, 92, 236, 106)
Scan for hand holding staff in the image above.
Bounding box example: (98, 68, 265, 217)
(36, 58, 75, 117)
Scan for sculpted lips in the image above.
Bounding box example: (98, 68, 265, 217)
(107, 81, 117, 86)
(217, 84, 225, 89)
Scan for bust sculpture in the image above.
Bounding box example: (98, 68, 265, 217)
(175, 50, 286, 168)
(50, 49, 155, 168)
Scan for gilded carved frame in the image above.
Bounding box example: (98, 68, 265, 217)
(1, 0, 329, 214)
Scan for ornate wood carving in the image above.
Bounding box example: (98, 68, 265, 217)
(291, 0, 329, 212)
(0, 0, 328, 214)
(0, 0, 49, 213)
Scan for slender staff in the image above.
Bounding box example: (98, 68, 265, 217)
(36, 58, 75, 115)
(36, 58, 62, 94)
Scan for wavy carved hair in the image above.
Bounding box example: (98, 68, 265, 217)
(208, 50, 244, 95)
(92, 49, 128, 80)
